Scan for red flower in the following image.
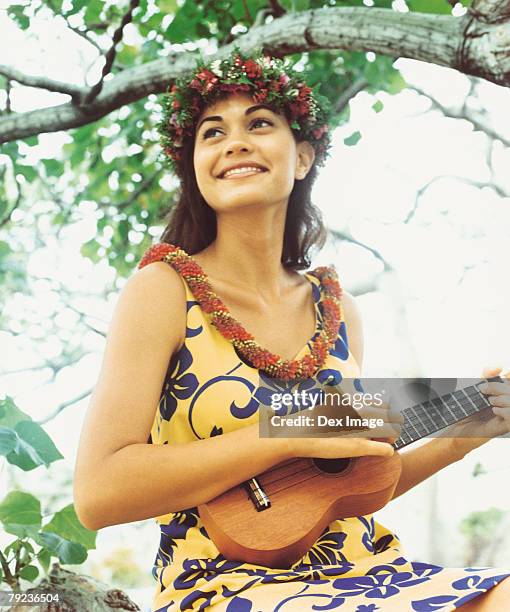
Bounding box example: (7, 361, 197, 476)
(196, 69, 216, 82)
(253, 89, 268, 103)
(244, 59, 262, 78)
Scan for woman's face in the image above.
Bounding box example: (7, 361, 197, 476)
(193, 93, 314, 212)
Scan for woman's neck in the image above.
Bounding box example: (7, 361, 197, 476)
(193, 214, 298, 300)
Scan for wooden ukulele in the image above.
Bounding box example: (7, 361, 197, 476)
(198, 377, 501, 569)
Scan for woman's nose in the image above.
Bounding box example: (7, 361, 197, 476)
(225, 139, 252, 156)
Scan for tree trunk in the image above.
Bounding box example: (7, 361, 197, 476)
(10, 563, 141, 612)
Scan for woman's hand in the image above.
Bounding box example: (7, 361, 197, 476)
(443, 366, 510, 458)
(285, 401, 403, 460)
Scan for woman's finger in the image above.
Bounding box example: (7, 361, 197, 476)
(482, 365, 503, 378)
(488, 395, 510, 407)
(478, 382, 510, 396)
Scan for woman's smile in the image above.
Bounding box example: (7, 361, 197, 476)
(221, 167, 268, 180)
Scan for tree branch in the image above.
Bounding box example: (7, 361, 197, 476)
(0, 168, 23, 228)
(36, 388, 93, 425)
(116, 168, 163, 210)
(335, 77, 369, 114)
(409, 83, 510, 148)
(329, 228, 393, 271)
(0, 64, 86, 99)
(404, 174, 509, 224)
(80, 0, 141, 106)
(1, 6, 510, 143)
(469, 0, 510, 24)
(45, 0, 105, 54)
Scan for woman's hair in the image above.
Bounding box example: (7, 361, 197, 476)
(160, 97, 328, 271)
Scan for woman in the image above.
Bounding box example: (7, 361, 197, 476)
(73, 50, 510, 611)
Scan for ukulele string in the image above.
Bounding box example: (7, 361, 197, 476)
(257, 458, 309, 486)
(262, 465, 317, 492)
(266, 471, 322, 496)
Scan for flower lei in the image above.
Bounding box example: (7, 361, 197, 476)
(139, 243, 343, 381)
(157, 47, 332, 175)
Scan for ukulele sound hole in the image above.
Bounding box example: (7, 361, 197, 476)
(312, 458, 352, 474)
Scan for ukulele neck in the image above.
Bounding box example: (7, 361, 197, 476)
(393, 376, 503, 450)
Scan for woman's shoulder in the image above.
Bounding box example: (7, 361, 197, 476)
(118, 243, 187, 323)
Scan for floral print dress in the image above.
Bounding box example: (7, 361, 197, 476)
(143, 248, 510, 611)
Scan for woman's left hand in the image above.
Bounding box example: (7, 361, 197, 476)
(443, 366, 510, 458)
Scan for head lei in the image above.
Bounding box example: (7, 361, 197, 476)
(157, 48, 332, 175)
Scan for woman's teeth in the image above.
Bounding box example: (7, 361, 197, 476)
(223, 167, 264, 178)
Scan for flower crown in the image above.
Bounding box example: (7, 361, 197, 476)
(157, 48, 332, 175)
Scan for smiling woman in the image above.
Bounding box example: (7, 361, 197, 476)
(73, 49, 510, 612)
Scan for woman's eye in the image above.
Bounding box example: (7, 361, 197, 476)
(202, 118, 273, 140)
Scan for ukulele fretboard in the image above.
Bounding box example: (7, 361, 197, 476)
(392, 377, 501, 450)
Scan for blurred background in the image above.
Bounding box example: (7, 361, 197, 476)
(1, 0, 510, 610)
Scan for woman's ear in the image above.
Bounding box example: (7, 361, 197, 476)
(295, 141, 316, 180)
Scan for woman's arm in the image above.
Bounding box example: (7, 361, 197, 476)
(73, 268, 391, 531)
(390, 437, 464, 499)
(72, 263, 293, 529)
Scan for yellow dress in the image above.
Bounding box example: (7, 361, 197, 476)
(142, 245, 510, 612)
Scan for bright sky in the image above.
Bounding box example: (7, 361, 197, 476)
(1, 5, 510, 606)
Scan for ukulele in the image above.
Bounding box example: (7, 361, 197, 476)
(198, 376, 502, 569)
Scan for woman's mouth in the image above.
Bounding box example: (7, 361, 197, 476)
(221, 167, 268, 180)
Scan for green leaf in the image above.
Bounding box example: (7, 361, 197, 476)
(372, 99, 384, 113)
(14, 164, 38, 182)
(84, 0, 102, 23)
(0, 397, 31, 429)
(81, 239, 101, 263)
(166, 0, 201, 43)
(73, 124, 96, 144)
(64, 0, 88, 16)
(385, 70, 407, 95)
(0, 427, 19, 456)
(344, 131, 362, 146)
(280, 0, 313, 8)
(0, 399, 63, 471)
(0, 491, 42, 538)
(36, 548, 52, 574)
(0, 241, 11, 258)
(159, 0, 178, 12)
(42, 504, 97, 550)
(35, 532, 87, 565)
(7, 5, 30, 29)
(19, 565, 39, 581)
(8, 420, 63, 470)
(472, 462, 487, 477)
(42, 159, 63, 178)
(407, 0, 453, 14)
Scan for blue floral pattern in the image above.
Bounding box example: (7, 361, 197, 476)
(149, 265, 510, 611)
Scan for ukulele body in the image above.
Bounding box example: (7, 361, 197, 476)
(198, 452, 402, 569)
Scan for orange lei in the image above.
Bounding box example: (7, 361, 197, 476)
(139, 243, 343, 381)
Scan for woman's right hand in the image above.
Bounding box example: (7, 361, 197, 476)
(282, 401, 403, 460)
(289, 435, 396, 460)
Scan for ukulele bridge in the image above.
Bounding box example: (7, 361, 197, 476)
(244, 478, 271, 511)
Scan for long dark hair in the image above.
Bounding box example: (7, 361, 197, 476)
(161, 99, 328, 271)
